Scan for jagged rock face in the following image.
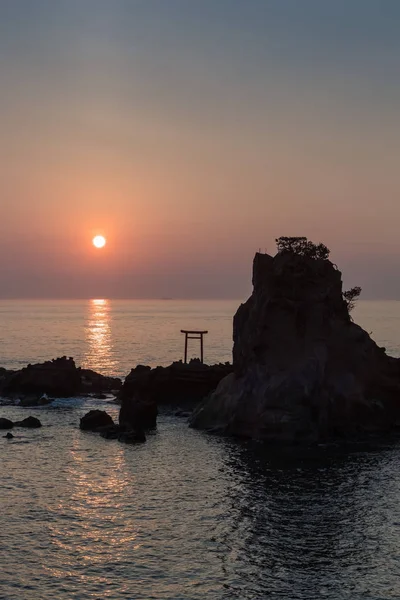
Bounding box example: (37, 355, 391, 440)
(2, 357, 82, 398)
(119, 360, 232, 406)
(118, 360, 232, 430)
(191, 252, 400, 442)
(79, 369, 122, 393)
(0, 358, 122, 399)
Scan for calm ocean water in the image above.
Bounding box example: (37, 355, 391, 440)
(1, 299, 400, 600)
(0, 299, 239, 377)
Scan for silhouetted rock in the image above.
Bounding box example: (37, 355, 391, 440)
(191, 250, 400, 442)
(119, 398, 158, 430)
(119, 361, 232, 406)
(14, 416, 42, 428)
(0, 357, 123, 399)
(79, 369, 122, 393)
(19, 394, 54, 407)
(3, 357, 81, 398)
(0, 417, 14, 429)
(118, 360, 232, 431)
(4, 432, 14, 439)
(99, 424, 124, 439)
(80, 410, 114, 431)
(118, 429, 146, 444)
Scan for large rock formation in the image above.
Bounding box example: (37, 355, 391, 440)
(191, 251, 400, 442)
(118, 360, 232, 429)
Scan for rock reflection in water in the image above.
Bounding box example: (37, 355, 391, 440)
(83, 299, 117, 375)
(218, 442, 400, 599)
(2, 404, 400, 600)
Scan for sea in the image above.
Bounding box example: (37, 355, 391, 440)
(1, 299, 400, 600)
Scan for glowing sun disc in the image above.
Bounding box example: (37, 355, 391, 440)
(93, 235, 106, 248)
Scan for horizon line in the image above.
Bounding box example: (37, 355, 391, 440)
(0, 297, 399, 302)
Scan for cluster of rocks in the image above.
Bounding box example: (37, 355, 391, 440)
(190, 251, 400, 442)
(79, 409, 146, 444)
(117, 359, 231, 430)
(0, 356, 122, 401)
(0, 415, 42, 437)
(11, 244, 400, 447)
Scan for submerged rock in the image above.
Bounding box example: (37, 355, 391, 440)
(0, 417, 14, 429)
(14, 416, 42, 428)
(19, 394, 54, 407)
(118, 429, 146, 444)
(99, 424, 123, 439)
(80, 410, 114, 431)
(191, 249, 400, 442)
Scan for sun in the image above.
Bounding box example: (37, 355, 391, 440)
(92, 235, 106, 249)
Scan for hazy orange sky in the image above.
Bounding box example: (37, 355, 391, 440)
(1, 0, 399, 298)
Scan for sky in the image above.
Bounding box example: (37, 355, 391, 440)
(0, 0, 399, 299)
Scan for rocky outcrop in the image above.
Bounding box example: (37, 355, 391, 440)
(79, 369, 122, 393)
(14, 416, 42, 428)
(0, 416, 42, 428)
(80, 412, 146, 443)
(2, 357, 81, 398)
(0, 357, 122, 399)
(119, 397, 158, 430)
(118, 360, 232, 430)
(19, 394, 54, 407)
(191, 251, 400, 442)
(80, 410, 114, 431)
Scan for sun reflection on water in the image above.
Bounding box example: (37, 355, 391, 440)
(45, 436, 140, 589)
(83, 299, 117, 374)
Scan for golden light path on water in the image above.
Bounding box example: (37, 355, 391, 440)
(83, 299, 117, 374)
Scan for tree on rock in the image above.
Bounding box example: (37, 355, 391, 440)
(343, 286, 362, 312)
(275, 237, 330, 260)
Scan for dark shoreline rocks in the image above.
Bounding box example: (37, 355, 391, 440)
(14, 416, 42, 428)
(0, 416, 42, 429)
(118, 360, 232, 432)
(80, 410, 146, 444)
(191, 250, 400, 443)
(0, 357, 122, 400)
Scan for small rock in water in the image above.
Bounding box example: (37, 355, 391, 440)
(4, 432, 14, 439)
(118, 429, 146, 444)
(175, 410, 192, 418)
(14, 416, 42, 428)
(80, 409, 114, 431)
(0, 417, 14, 429)
(93, 393, 108, 400)
(99, 424, 123, 440)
